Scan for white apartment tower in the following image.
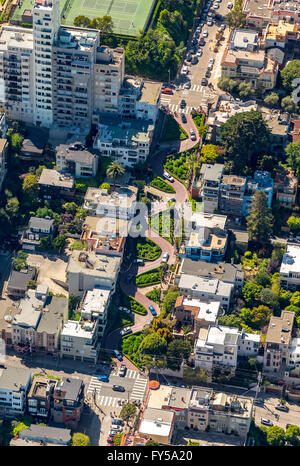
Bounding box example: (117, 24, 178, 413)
(33, 0, 60, 127)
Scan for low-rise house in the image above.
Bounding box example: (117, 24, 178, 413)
(262, 111, 290, 155)
(51, 376, 84, 428)
(19, 138, 44, 162)
(191, 163, 224, 213)
(263, 21, 299, 49)
(27, 375, 57, 421)
(274, 169, 298, 209)
(194, 325, 260, 373)
(56, 142, 99, 178)
(20, 217, 55, 252)
(14, 424, 71, 446)
(81, 215, 127, 258)
(0, 366, 31, 418)
(179, 275, 234, 311)
(176, 258, 244, 290)
(263, 310, 294, 375)
(66, 250, 121, 296)
(6, 266, 37, 298)
(138, 407, 175, 445)
(0, 138, 8, 191)
(93, 116, 154, 168)
(38, 169, 75, 200)
(83, 185, 138, 220)
(60, 319, 100, 363)
(242, 171, 273, 217)
(290, 119, 300, 144)
(279, 243, 300, 291)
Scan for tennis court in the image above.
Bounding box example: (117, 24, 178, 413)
(12, 0, 157, 37)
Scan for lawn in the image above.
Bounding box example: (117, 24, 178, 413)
(160, 114, 188, 142)
(136, 238, 162, 261)
(120, 289, 147, 315)
(146, 287, 161, 304)
(135, 267, 161, 287)
(150, 176, 175, 193)
(191, 112, 206, 138)
(121, 331, 144, 367)
(149, 209, 174, 244)
(163, 151, 191, 186)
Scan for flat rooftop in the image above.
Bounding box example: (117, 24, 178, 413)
(189, 212, 227, 230)
(98, 117, 153, 143)
(200, 163, 224, 182)
(38, 169, 74, 189)
(280, 243, 300, 275)
(0, 366, 31, 391)
(179, 259, 243, 283)
(187, 228, 227, 251)
(81, 288, 111, 317)
(222, 48, 265, 66)
(67, 250, 121, 280)
(61, 319, 96, 339)
(84, 186, 138, 209)
(266, 311, 294, 345)
(139, 408, 174, 437)
(179, 275, 233, 298)
(0, 26, 34, 51)
(231, 29, 258, 49)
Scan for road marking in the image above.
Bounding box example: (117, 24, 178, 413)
(126, 369, 138, 379)
(161, 97, 171, 103)
(87, 376, 102, 394)
(130, 376, 148, 401)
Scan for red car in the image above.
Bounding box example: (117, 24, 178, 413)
(107, 436, 114, 444)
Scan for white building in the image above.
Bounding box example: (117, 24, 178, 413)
(60, 319, 99, 363)
(83, 185, 138, 220)
(81, 287, 111, 339)
(0, 366, 31, 418)
(179, 275, 234, 311)
(279, 243, 300, 291)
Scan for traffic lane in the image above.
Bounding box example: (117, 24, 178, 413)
(254, 396, 300, 429)
(99, 380, 137, 400)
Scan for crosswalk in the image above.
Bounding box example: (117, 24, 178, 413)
(87, 376, 102, 395)
(161, 102, 192, 114)
(177, 83, 203, 92)
(98, 395, 125, 407)
(130, 374, 148, 401)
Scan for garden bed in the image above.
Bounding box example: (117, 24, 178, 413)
(149, 209, 174, 244)
(136, 238, 162, 261)
(160, 114, 188, 142)
(121, 331, 144, 368)
(135, 267, 161, 287)
(120, 289, 147, 315)
(150, 176, 175, 193)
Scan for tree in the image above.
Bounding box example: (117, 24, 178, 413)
(281, 60, 300, 92)
(167, 339, 192, 370)
(238, 81, 253, 98)
(72, 433, 90, 446)
(246, 191, 274, 244)
(22, 174, 38, 202)
(218, 77, 239, 93)
(35, 165, 46, 179)
(113, 432, 123, 446)
(287, 215, 300, 234)
(106, 161, 125, 191)
(219, 110, 270, 174)
(139, 333, 167, 356)
(249, 305, 272, 329)
(254, 269, 271, 287)
(73, 16, 90, 28)
(285, 425, 300, 445)
(226, 9, 246, 30)
(120, 403, 136, 425)
(52, 234, 66, 252)
(242, 282, 263, 307)
(281, 95, 298, 113)
(12, 251, 28, 271)
(91, 15, 114, 38)
(258, 154, 274, 172)
(162, 290, 180, 314)
(10, 132, 24, 151)
(145, 439, 160, 446)
(285, 140, 300, 175)
(264, 92, 279, 108)
(200, 144, 220, 163)
(266, 426, 285, 446)
(38, 236, 52, 251)
(99, 182, 111, 192)
(6, 197, 19, 218)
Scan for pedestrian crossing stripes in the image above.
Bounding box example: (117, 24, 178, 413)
(177, 84, 203, 92)
(126, 369, 138, 379)
(97, 395, 125, 407)
(87, 376, 102, 395)
(130, 374, 148, 401)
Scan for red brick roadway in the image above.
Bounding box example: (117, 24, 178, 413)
(104, 111, 201, 368)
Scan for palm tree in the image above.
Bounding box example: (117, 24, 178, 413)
(106, 161, 125, 191)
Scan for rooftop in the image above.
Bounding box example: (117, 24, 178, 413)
(28, 217, 54, 231)
(0, 366, 31, 391)
(56, 143, 97, 165)
(38, 169, 74, 189)
(179, 259, 244, 284)
(0, 26, 34, 51)
(120, 77, 161, 105)
(221, 174, 247, 186)
(280, 243, 300, 275)
(84, 186, 138, 210)
(36, 296, 68, 334)
(67, 250, 121, 280)
(262, 110, 291, 135)
(81, 288, 111, 318)
(266, 20, 298, 40)
(189, 212, 227, 231)
(61, 319, 97, 340)
(186, 228, 227, 251)
(19, 424, 71, 443)
(55, 376, 83, 401)
(13, 287, 48, 329)
(97, 116, 154, 143)
(28, 376, 57, 399)
(7, 267, 36, 292)
(206, 325, 240, 347)
(179, 274, 233, 298)
(231, 29, 259, 49)
(56, 26, 99, 52)
(266, 311, 294, 345)
(208, 97, 257, 127)
(222, 48, 265, 66)
(139, 407, 174, 437)
(199, 163, 224, 182)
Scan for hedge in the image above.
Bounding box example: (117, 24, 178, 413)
(136, 268, 161, 287)
(136, 238, 162, 261)
(150, 176, 175, 193)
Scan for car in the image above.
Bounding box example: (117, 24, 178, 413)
(191, 56, 198, 65)
(199, 38, 205, 46)
(190, 132, 196, 141)
(205, 70, 211, 78)
(97, 375, 109, 382)
(196, 26, 201, 33)
(112, 419, 124, 426)
(181, 65, 189, 75)
(207, 62, 213, 70)
(209, 57, 215, 65)
(203, 30, 208, 37)
(215, 13, 223, 21)
(275, 404, 289, 412)
(207, 20, 213, 26)
(110, 424, 122, 432)
(162, 252, 169, 263)
(213, 3, 219, 8)
(120, 326, 132, 336)
(180, 99, 186, 108)
(184, 81, 191, 89)
(149, 305, 157, 316)
(227, 1, 233, 8)
(161, 87, 173, 95)
(201, 77, 208, 86)
(163, 171, 174, 182)
(196, 49, 203, 57)
(191, 38, 198, 46)
(261, 418, 273, 426)
(118, 364, 127, 377)
(186, 54, 192, 63)
(194, 31, 200, 39)
(220, 23, 226, 30)
(113, 350, 123, 361)
(107, 436, 114, 443)
(181, 113, 187, 123)
(169, 198, 176, 203)
(113, 385, 125, 392)
(253, 398, 263, 406)
(135, 259, 144, 265)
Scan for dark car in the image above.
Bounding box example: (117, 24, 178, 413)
(275, 404, 289, 412)
(112, 419, 124, 426)
(107, 436, 114, 444)
(180, 99, 186, 108)
(181, 113, 187, 123)
(191, 56, 198, 65)
(205, 70, 211, 78)
(201, 78, 208, 86)
(191, 39, 197, 46)
(113, 385, 125, 392)
(215, 13, 223, 21)
(199, 37, 205, 46)
(186, 54, 192, 62)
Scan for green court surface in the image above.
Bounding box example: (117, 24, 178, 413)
(12, 0, 157, 36)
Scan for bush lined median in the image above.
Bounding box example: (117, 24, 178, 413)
(136, 267, 161, 287)
(136, 238, 162, 261)
(150, 176, 175, 193)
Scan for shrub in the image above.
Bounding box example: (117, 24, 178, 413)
(150, 177, 175, 193)
(136, 268, 161, 287)
(136, 238, 161, 261)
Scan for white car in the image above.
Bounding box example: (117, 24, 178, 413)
(220, 23, 226, 30)
(209, 58, 215, 65)
(162, 252, 169, 263)
(213, 3, 219, 8)
(196, 26, 201, 32)
(203, 30, 208, 37)
(120, 326, 132, 336)
(196, 50, 203, 57)
(163, 171, 174, 182)
(207, 20, 213, 26)
(227, 1, 233, 8)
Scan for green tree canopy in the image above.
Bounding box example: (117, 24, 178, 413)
(266, 426, 285, 446)
(166, 339, 192, 370)
(246, 191, 274, 244)
(287, 215, 300, 234)
(285, 140, 300, 176)
(242, 282, 263, 307)
(139, 333, 167, 356)
(217, 77, 239, 93)
(226, 9, 246, 30)
(106, 161, 125, 191)
(72, 433, 90, 446)
(285, 425, 300, 445)
(73, 15, 90, 28)
(238, 81, 253, 98)
(120, 403, 136, 424)
(281, 60, 300, 92)
(281, 95, 298, 113)
(263, 92, 279, 108)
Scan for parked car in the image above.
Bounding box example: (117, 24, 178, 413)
(207, 20, 213, 26)
(120, 326, 132, 336)
(162, 252, 169, 263)
(275, 404, 289, 412)
(220, 23, 226, 30)
(97, 375, 109, 382)
(227, 1, 233, 8)
(110, 424, 122, 432)
(118, 364, 127, 377)
(181, 113, 187, 123)
(199, 37, 205, 46)
(189, 129, 196, 141)
(207, 63, 213, 71)
(201, 77, 208, 86)
(113, 350, 123, 361)
(261, 418, 273, 426)
(180, 99, 186, 108)
(184, 81, 191, 89)
(196, 49, 203, 57)
(209, 57, 215, 65)
(196, 26, 201, 33)
(149, 305, 157, 316)
(203, 30, 208, 37)
(135, 259, 144, 265)
(181, 65, 189, 76)
(205, 70, 211, 78)
(163, 171, 174, 182)
(161, 87, 173, 95)
(112, 419, 124, 426)
(113, 385, 125, 392)
(213, 3, 219, 9)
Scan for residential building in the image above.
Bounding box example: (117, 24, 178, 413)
(191, 163, 224, 213)
(92, 46, 125, 121)
(231, 29, 260, 51)
(263, 21, 299, 49)
(51, 376, 84, 428)
(244, 0, 300, 30)
(0, 366, 31, 419)
(0, 138, 8, 191)
(6, 266, 37, 298)
(262, 111, 290, 155)
(119, 77, 161, 123)
(16, 424, 71, 446)
(20, 138, 44, 161)
(35, 295, 68, 353)
(60, 319, 100, 363)
(83, 185, 138, 220)
(138, 407, 175, 445)
(80, 287, 111, 339)
(93, 116, 154, 167)
(286, 337, 300, 374)
(290, 119, 300, 144)
(178, 275, 234, 311)
(176, 258, 244, 289)
(81, 215, 127, 258)
(219, 174, 247, 218)
(242, 171, 274, 217)
(187, 387, 211, 431)
(66, 250, 121, 296)
(263, 310, 294, 375)
(279, 243, 300, 291)
(221, 47, 278, 90)
(194, 325, 260, 373)
(274, 169, 298, 209)
(55, 142, 99, 178)
(20, 216, 55, 252)
(38, 168, 75, 200)
(27, 375, 57, 420)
